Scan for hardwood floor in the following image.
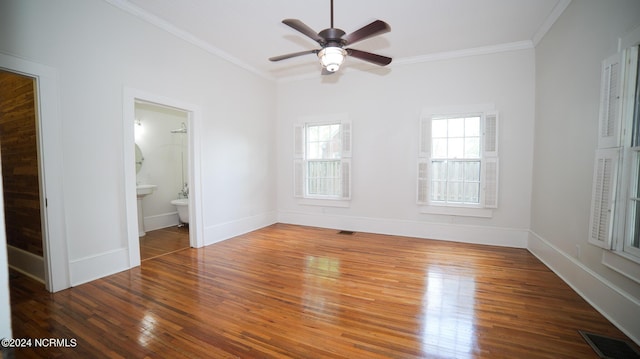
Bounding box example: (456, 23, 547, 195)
(9, 223, 639, 358)
(139, 226, 190, 261)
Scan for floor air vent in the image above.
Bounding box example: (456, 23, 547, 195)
(579, 331, 640, 359)
(337, 230, 355, 235)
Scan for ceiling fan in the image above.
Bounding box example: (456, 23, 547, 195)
(268, 0, 392, 75)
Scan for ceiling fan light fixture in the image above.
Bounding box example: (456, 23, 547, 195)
(318, 47, 346, 72)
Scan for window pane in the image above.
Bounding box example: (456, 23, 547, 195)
(308, 126, 319, 141)
(465, 117, 480, 136)
(307, 160, 340, 196)
(307, 142, 318, 159)
(448, 161, 464, 181)
(431, 160, 447, 180)
(447, 182, 463, 202)
(431, 181, 446, 201)
(631, 154, 640, 249)
(306, 123, 342, 160)
(428, 113, 485, 206)
(465, 161, 480, 181)
(448, 138, 464, 158)
(632, 51, 640, 147)
(464, 183, 480, 203)
(432, 119, 447, 137)
(632, 201, 640, 248)
(433, 139, 448, 158)
(465, 137, 480, 158)
(635, 154, 640, 197)
(448, 118, 464, 137)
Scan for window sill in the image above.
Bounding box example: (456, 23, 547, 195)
(297, 198, 350, 208)
(602, 250, 640, 285)
(419, 205, 493, 218)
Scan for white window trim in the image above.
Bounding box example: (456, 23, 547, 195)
(589, 25, 640, 280)
(417, 105, 498, 218)
(603, 38, 640, 262)
(293, 113, 351, 207)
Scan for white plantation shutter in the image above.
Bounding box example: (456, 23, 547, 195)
(484, 112, 498, 156)
(417, 159, 429, 204)
(586, 52, 623, 248)
(341, 120, 352, 158)
(483, 158, 499, 208)
(340, 159, 351, 200)
(293, 159, 304, 198)
(419, 115, 431, 157)
(417, 116, 431, 204)
(588, 148, 619, 248)
(340, 120, 352, 200)
(598, 53, 622, 149)
(483, 112, 499, 208)
(293, 124, 305, 197)
(293, 124, 304, 159)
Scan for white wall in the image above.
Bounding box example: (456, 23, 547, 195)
(531, 0, 640, 344)
(0, 0, 277, 287)
(135, 103, 188, 229)
(277, 49, 536, 247)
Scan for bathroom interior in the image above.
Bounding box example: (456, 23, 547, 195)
(134, 101, 190, 260)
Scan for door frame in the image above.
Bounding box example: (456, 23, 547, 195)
(0, 52, 69, 292)
(123, 88, 204, 267)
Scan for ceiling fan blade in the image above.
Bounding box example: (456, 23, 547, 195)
(346, 49, 392, 66)
(343, 20, 390, 46)
(269, 50, 318, 62)
(282, 19, 324, 44)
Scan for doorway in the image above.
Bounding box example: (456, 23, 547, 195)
(1, 53, 69, 294)
(0, 70, 45, 285)
(123, 88, 204, 268)
(135, 101, 190, 260)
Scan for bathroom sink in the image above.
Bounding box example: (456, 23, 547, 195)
(136, 184, 157, 198)
(136, 184, 157, 237)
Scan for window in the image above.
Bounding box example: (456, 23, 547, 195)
(293, 116, 351, 203)
(418, 108, 498, 217)
(619, 44, 640, 258)
(590, 40, 640, 262)
(430, 116, 481, 205)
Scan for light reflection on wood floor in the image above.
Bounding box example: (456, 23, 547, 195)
(9, 223, 639, 358)
(139, 225, 189, 261)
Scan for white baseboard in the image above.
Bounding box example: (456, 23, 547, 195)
(7, 245, 45, 283)
(68, 247, 130, 286)
(144, 212, 179, 232)
(204, 211, 278, 246)
(277, 211, 528, 248)
(528, 230, 640, 346)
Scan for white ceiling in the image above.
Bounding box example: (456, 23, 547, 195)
(110, 0, 568, 79)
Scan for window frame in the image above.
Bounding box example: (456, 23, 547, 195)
(590, 26, 640, 272)
(417, 106, 499, 218)
(616, 44, 640, 259)
(293, 114, 351, 206)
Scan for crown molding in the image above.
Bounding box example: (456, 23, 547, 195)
(532, 0, 572, 46)
(103, 0, 274, 81)
(393, 40, 534, 67)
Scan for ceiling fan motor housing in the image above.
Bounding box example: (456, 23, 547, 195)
(318, 28, 347, 46)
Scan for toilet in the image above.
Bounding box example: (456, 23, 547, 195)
(171, 198, 189, 224)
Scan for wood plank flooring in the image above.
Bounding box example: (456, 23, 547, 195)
(139, 226, 190, 261)
(9, 223, 639, 358)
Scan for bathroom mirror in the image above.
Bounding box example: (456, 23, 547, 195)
(135, 143, 144, 173)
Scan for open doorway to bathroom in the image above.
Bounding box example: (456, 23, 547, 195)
(134, 101, 191, 261)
